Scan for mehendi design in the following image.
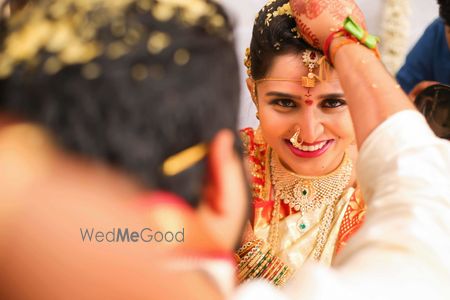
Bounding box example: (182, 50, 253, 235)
(291, 0, 365, 26)
(290, 0, 327, 19)
(296, 19, 321, 48)
(328, 0, 365, 27)
(305, 0, 328, 19)
(289, 0, 307, 16)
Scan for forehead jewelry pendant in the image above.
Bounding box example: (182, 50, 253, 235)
(301, 50, 320, 88)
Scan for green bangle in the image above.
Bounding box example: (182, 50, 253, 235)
(248, 249, 272, 279)
(343, 16, 380, 49)
(255, 252, 275, 278)
(273, 265, 289, 285)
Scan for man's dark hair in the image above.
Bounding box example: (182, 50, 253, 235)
(0, 0, 241, 207)
(438, 0, 450, 25)
(248, 0, 315, 79)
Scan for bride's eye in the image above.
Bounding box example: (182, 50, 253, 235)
(321, 98, 346, 108)
(271, 99, 296, 108)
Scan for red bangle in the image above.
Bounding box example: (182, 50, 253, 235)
(323, 29, 346, 62)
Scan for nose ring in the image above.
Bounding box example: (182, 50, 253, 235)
(290, 129, 303, 149)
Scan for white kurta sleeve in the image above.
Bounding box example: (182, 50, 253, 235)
(244, 111, 450, 300)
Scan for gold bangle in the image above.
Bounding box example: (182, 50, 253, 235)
(273, 265, 290, 285)
(254, 251, 275, 278)
(247, 249, 271, 279)
(237, 246, 260, 272)
(277, 268, 292, 286)
(237, 239, 262, 258)
(237, 240, 256, 256)
(237, 240, 262, 268)
(242, 250, 265, 280)
(259, 254, 276, 279)
(265, 256, 283, 281)
(238, 243, 269, 280)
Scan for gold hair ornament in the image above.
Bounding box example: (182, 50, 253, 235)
(245, 2, 303, 78)
(244, 47, 252, 77)
(162, 143, 208, 176)
(265, 3, 293, 27)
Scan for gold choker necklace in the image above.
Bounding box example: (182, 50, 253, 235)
(268, 150, 353, 259)
(271, 151, 352, 212)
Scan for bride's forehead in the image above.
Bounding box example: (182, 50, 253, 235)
(267, 53, 338, 77)
(258, 80, 342, 93)
(268, 53, 306, 72)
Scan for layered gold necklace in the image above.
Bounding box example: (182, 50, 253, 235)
(268, 149, 352, 260)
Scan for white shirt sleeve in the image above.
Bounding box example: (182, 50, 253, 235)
(234, 111, 450, 300)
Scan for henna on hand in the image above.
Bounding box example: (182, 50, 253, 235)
(289, 0, 367, 49)
(297, 19, 321, 49)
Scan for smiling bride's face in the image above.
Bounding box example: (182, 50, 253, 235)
(250, 52, 355, 176)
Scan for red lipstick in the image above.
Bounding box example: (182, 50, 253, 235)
(285, 140, 334, 158)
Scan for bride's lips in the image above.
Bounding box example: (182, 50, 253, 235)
(285, 139, 334, 158)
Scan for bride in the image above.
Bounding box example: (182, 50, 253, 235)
(236, 0, 367, 286)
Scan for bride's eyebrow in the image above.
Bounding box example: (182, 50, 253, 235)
(265, 91, 302, 99)
(317, 93, 345, 99)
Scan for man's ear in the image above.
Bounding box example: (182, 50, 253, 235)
(246, 78, 257, 106)
(198, 129, 248, 250)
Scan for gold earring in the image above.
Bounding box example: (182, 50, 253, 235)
(289, 129, 303, 149)
(252, 83, 257, 100)
(255, 126, 264, 144)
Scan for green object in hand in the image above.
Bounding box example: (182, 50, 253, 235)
(343, 16, 380, 49)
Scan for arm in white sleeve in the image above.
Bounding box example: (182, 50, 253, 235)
(280, 111, 450, 300)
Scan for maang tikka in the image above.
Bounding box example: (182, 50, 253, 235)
(301, 50, 320, 88)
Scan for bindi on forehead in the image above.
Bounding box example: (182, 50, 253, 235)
(304, 99, 313, 106)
